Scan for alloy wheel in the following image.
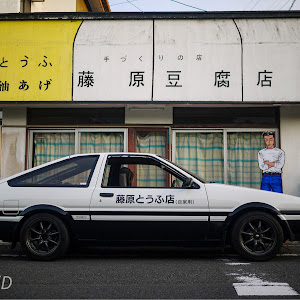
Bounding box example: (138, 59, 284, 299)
(26, 219, 61, 255)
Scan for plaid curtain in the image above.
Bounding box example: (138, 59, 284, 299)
(80, 132, 124, 186)
(80, 132, 124, 153)
(33, 133, 75, 167)
(227, 132, 264, 189)
(136, 131, 167, 187)
(176, 132, 224, 184)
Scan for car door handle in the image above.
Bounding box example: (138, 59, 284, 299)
(100, 193, 114, 197)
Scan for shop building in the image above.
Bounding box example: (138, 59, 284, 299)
(0, 0, 110, 13)
(0, 11, 299, 196)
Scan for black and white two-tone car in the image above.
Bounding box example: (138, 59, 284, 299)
(0, 153, 300, 261)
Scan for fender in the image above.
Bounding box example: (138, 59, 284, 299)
(11, 204, 72, 248)
(19, 204, 69, 217)
(228, 202, 280, 218)
(224, 202, 294, 241)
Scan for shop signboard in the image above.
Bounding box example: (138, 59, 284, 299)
(0, 18, 299, 102)
(0, 20, 81, 101)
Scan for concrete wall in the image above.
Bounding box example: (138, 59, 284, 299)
(280, 106, 300, 197)
(1, 108, 27, 179)
(31, 0, 76, 12)
(125, 106, 173, 124)
(0, 0, 80, 13)
(0, 125, 1, 179)
(0, 0, 20, 13)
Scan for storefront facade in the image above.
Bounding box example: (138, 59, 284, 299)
(0, 12, 299, 196)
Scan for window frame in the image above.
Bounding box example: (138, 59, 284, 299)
(101, 154, 199, 189)
(28, 128, 128, 168)
(172, 128, 278, 185)
(8, 155, 99, 188)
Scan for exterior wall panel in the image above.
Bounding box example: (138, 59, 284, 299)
(153, 20, 242, 101)
(0, 0, 20, 13)
(0, 20, 82, 101)
(280, 106, 300, 197)
(237, 19, 300, 102)
(31, 0, 76, 12)
(73, 20, 153, 101)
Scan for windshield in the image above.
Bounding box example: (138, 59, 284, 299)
(162, 157, 207, 183)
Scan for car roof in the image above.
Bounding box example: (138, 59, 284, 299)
(69, 152, 159, 158)
(0, 152, 161, 183)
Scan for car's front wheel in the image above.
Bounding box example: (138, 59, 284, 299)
(20, 213, 69, 261)
(231, 211, 283, 261)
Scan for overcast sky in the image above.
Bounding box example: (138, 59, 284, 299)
(109, 0, 300, 12)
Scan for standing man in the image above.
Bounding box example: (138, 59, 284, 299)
(258, 131, 285, 193)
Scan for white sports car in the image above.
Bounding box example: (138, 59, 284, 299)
(0, 153, 299, 261)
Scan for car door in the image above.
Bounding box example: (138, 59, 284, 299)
(89, 154, 209, 242)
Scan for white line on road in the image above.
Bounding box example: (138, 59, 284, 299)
(224, 259, 299, 297)
(233, 282, 299, 296)
(226, 262, 250, 266)
(0, 253, 26, 258)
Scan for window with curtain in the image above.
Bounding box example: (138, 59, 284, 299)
(176, 132, 224, 184)
(136, 131, 167, 187)
(33, 133, 75, 167)
(227, 132, 265, 189)
(175, 130, 267, 189)
(32, 131, 124, 169)
(80, 132, 124, 153)
(80, 132, 124, 185)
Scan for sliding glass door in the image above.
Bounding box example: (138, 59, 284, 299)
(173, 129, 277, 189)
(30, 129, 127, 167)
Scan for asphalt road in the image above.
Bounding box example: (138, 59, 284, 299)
(0, 242, 300, 299)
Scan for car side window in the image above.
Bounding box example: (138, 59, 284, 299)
(8, 155, 99, 187)
(102, 156, 186, 188)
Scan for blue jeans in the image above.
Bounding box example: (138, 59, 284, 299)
(261, 174, 283, 193)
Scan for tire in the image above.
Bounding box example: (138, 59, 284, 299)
(231, 211, 283, 261)
(20, 213, 70, 261)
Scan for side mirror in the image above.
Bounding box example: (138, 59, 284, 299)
(183, 177, 194, 188)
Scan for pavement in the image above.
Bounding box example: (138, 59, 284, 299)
(1, 240, 300, 257)
(0, 241, 300, 299)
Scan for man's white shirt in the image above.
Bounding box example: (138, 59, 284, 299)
(258, 147, 285, 173)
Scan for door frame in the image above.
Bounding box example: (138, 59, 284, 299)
(128, 127, 170, 159)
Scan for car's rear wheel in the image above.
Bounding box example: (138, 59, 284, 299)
(20, 213, 69, 261)
(231, 211, 283, 261)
